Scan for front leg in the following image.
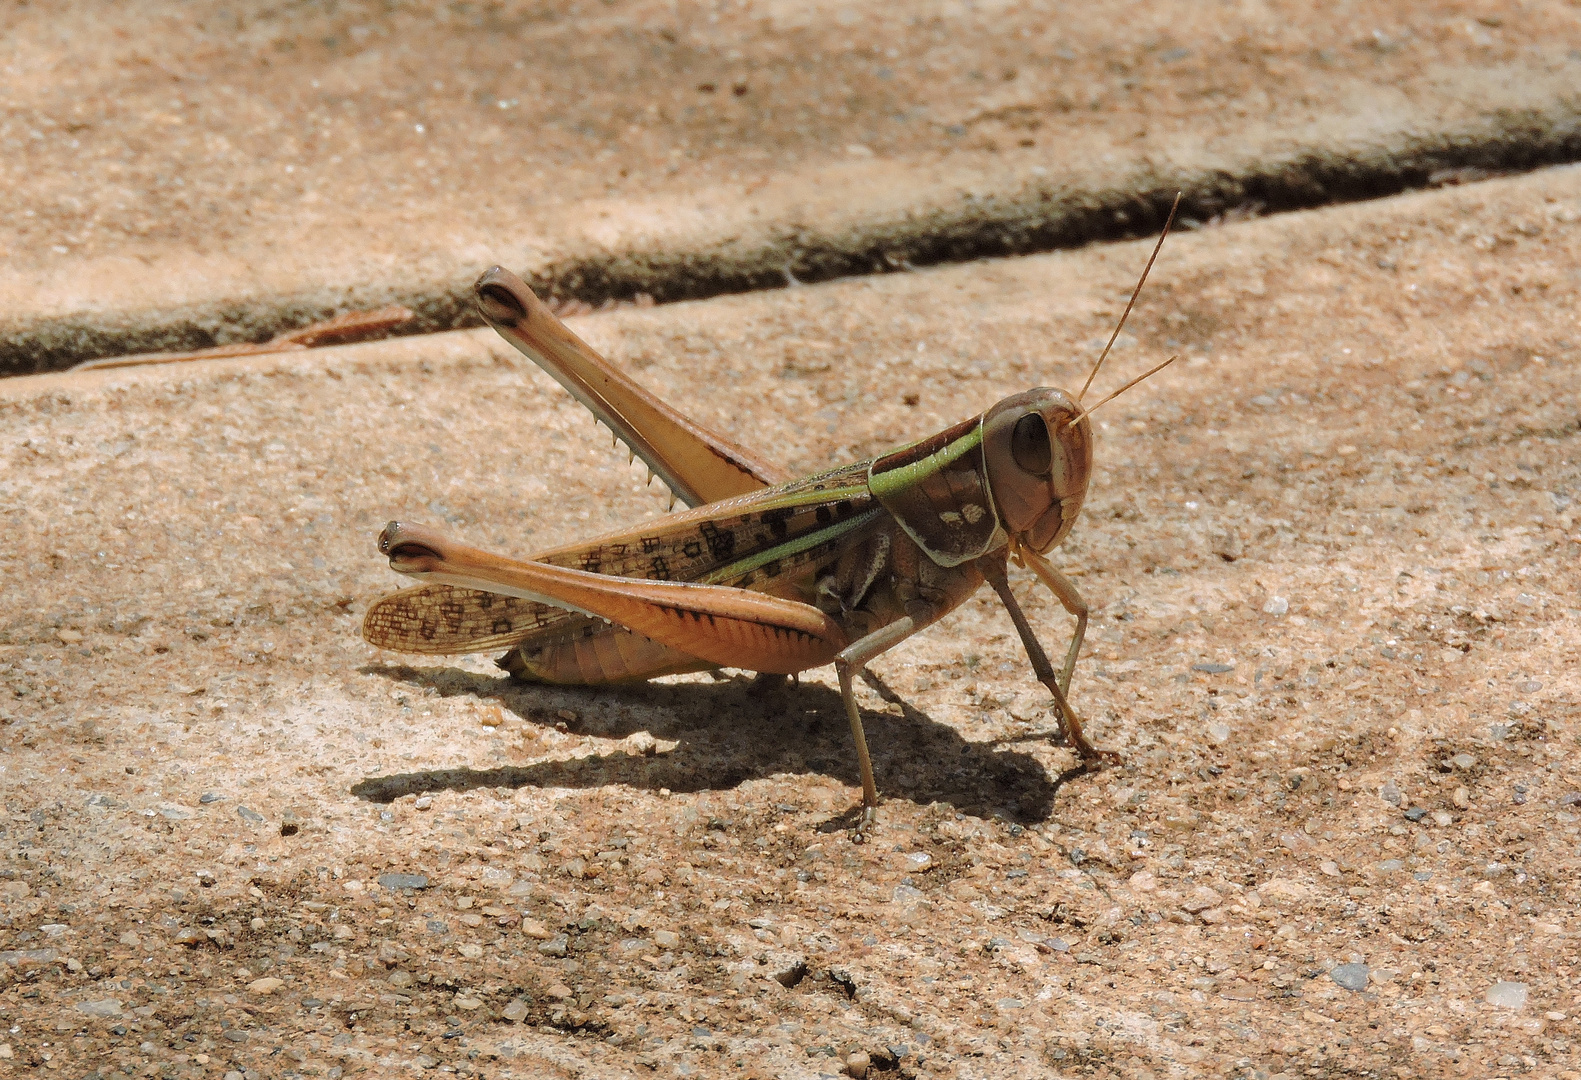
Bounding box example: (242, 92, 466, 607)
(833, 615, 921, 839)
(977, 554, 1116, 767)
(1012, 541, 1088, 697)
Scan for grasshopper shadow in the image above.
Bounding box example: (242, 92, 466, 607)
(351, 664, 1073, 824)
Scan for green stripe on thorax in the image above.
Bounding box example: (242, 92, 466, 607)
(866, 420, 983, 501)
(865, 412, 1004, 567)
(701, 508, 884, 585)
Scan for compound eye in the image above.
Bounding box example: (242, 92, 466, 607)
(1010, 413, 1052, 476)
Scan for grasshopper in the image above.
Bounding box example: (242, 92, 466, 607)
(364, 207, 1178, 833)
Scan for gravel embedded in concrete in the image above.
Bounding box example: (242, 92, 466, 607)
(7, 3, 1581, 371)
(0, 168, 1579, 1076)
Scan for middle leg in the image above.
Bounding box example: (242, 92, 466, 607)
(832, 615, 921, 838)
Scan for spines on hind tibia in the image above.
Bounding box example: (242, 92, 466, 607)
(499, 625, 715, 684)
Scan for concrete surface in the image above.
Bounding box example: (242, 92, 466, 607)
(5, 1, 1581, 370)
(0, 165, 1578, 1077)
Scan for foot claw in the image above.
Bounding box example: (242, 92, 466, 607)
(850, 804, 877, 843)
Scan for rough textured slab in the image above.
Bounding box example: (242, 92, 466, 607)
(1, 168, 1579, 1076)
(5, 1, 1581, 370)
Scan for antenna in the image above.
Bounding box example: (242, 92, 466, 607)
(1061, 355, 1179, 431)
(1076, 192, 1182, 404)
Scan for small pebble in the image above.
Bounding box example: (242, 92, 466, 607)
(1181, 887, 1223, 913)
(1262, 596, 1288, 616)
(502, 998, 530, 1022)
(199, 792, 224, 804)
(653, 929, 681, 950)
(414, 796, 433, 810)
(537, 933, 569, 957)
(377, 873, 430, 891)
(76, 998, 123, 1017)
(1486, 982, 1529, 1010)
(766, 952, 808, 987)
(1330, 963, 1369, 992)
(1191, 662, 1234, 674)
(845, 1050, 871, 1078)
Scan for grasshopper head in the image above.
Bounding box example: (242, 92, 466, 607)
(982, 388, 1094, 555)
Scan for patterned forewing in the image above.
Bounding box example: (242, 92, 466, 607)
(364, 460, 878, 655)
(362, 583, 592, 655)
(537, 460, 874, 585)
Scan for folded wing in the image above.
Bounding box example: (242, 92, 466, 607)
(362, 583, 587, 655)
